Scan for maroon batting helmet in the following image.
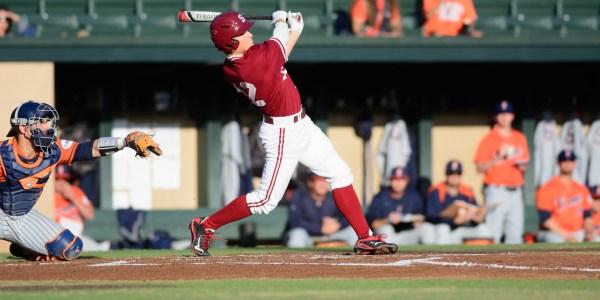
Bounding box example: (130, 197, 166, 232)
(210, 11, 254, 53)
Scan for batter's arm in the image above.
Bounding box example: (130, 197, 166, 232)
(285, 12, 303, 56)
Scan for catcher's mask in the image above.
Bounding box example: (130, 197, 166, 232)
(209, 10, 254, 53)
(7, 100, 60, 155)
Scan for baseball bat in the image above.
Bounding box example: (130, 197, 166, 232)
(178, 11, 272, 23)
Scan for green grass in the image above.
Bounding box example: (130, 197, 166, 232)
(0, 279, 598, 300)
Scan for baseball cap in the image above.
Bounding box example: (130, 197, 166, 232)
(55, 164, 71, 180)
(558, 150, 576, 162)
(495, 100, 514, 114)
(390, 167, 409, 179)
(445, 160, 463, 175)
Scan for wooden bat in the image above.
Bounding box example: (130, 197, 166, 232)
(178, 11, 272, 22)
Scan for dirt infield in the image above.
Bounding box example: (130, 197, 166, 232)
(1, 249, 599, 281)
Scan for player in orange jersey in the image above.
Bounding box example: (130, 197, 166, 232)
(474, 100, 529, 244)
(422, 0, 482, 37)
(536, 150, 594, 243)
(54, 164, 110, 251)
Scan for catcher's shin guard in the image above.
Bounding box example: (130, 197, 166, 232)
(46, 229, 83, 260)
(189, 217, 215, 257)
(353, 235, 398, 255)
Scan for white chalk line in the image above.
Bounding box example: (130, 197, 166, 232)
(89, 260, 160, 267)
(187, 256, 600, 273)
(3, 253, 598, 273)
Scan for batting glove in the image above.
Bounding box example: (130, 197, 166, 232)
(287, 12, 303, 34)
(272, 10, 287, 24)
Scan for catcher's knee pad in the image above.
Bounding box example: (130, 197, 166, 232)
(45, 229, 83, 261)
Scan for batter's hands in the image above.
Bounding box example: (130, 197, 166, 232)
(287, 12, 303, 34)
(272, 10, 287, 24)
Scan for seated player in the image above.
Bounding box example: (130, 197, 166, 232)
(366, 167, 435, 245)
(54, 164, 110, 251)
(536, 151, 594, 243)
(426, 160, 492, 244)
(284, 173, 356, 248)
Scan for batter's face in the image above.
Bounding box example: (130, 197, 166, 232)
(232, 31, 254, 54)
(495, 112, 514, 128)
(559, 160, 576, 175)
(390, 177, 409, 194)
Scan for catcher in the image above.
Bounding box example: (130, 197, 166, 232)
(1, 100, 162, 261)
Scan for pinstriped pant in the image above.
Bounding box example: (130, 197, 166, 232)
(0, 208, 65, 255)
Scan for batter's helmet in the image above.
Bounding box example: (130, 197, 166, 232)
(7, 100, 60, 155)
(210, 11, 254, 53)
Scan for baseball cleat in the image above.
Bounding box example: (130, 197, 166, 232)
(189, 217, 217, 257)
(353, 235, 398, 255)
(9, 243, 58, 261)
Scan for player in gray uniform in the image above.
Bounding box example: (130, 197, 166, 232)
(474, 101, 530, 244)
(1, 100, 161, 261)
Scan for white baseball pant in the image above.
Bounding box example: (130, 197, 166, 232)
(246, 114, 354, 215)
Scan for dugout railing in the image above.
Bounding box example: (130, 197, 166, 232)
(2, 0, 599, 38)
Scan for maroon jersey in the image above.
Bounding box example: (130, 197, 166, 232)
(223, 38, 302, 117)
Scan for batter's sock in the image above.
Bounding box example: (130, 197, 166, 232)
(202, 195, 251, 230)
(332, 184, 372, 239)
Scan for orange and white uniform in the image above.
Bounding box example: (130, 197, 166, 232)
(474, 125, 530, 244)
(474, 125, 530, 187)
(54, 184, 92, 237)
(536, 177, 593, 242)
(423, 0, 477, 37)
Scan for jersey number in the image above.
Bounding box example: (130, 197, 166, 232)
(233, 82, 266, 107)
(438, 3, 465, 22)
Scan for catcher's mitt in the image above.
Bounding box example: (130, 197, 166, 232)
(125, 131, 163, 158)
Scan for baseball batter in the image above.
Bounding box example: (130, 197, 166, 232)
(188, 10, 397, 256)
(1, 100, 162, 261)
(474, 100, 529, 244)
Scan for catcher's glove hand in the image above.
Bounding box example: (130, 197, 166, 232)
(125, 131, 163, 158)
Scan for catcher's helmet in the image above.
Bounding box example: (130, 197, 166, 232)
(7, 100, 60, 155)
(210, 11, 254, 53)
